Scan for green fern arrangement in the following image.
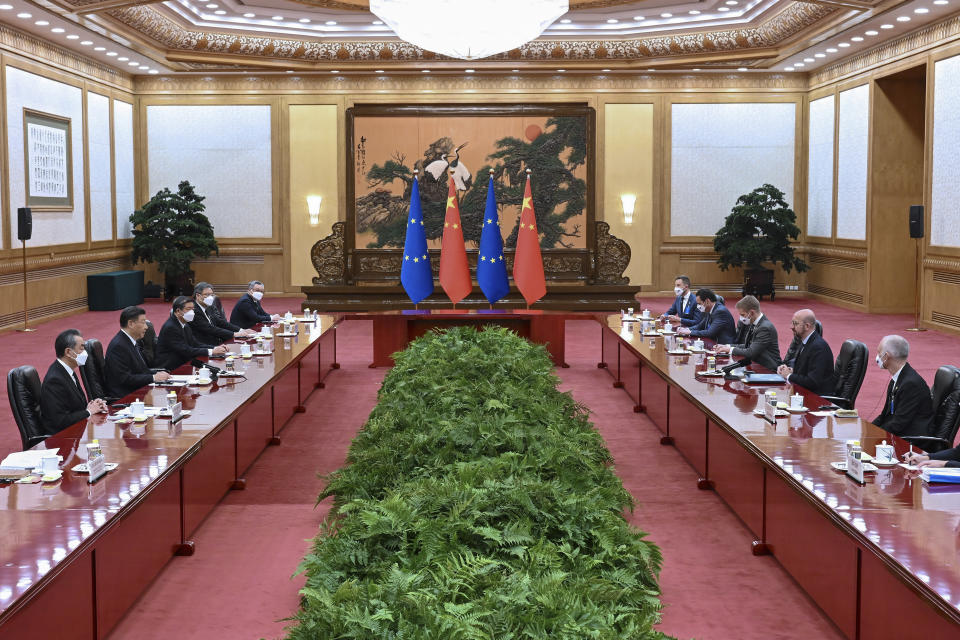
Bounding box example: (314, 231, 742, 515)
(287, 327, 671, 640)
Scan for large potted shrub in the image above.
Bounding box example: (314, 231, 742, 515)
(713, 183, 808, 300)
(130, 180, 218, 299)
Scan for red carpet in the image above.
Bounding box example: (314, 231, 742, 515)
(2, 297, 957, 638)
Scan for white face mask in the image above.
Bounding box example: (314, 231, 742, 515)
(74, 349, 88, 366)
(251, 291, 264, 301)
(740, 315, 751, 326)
(203, 295, 215, 307)
(876, 354, 885, 369)
(696, 304, 705, 313)
(183, 310, 195, 322)
(674, 287, 684, 297)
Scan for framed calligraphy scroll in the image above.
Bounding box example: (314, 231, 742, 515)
(23, 109, 73, 210)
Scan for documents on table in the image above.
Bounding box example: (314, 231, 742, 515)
(1, 449, 60, 470)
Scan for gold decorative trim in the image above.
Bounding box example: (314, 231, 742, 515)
(134, 71, 809, 92)
(0, 248, 129, 276)
(924, 255, 960, 271)
(811, 14, 960, 87)
(0, 23, 133, 91)
(800, 244, 868, 260)
(0, 297, 88, 331)
(109, 2, 834, 65)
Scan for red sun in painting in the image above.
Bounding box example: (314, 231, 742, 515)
(525, 124, 542, 141)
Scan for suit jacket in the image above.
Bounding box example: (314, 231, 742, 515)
(873, 363, 934, 439)
(734, 320, 750, 345)
(731, 314, 782, 372)
(786, 331, 836, 396)
(192, 303, 239, 345)
(105, 330, 154, 399)
(687, 303, 736, 344)
(931, 445, 960, 468)
(40, 361, 89, 434)
(665, 292, 701, 327)
(155, 315, 213, 371)
(230, 294, 271, 329)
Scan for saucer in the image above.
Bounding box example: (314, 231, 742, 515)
(786, 406, 808, 413)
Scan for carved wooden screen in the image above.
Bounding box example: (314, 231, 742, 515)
(345, 104, 596, 283)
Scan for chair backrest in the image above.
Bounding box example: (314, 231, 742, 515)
(833, 339, 868, 407)
(79, 338, 107, 400)
(7, 365, 45, 450)
(814, 320, 823, 337)
(929, 365, 960, 443)
(140, 319, 158, 367)
(212, 295, 226, 319)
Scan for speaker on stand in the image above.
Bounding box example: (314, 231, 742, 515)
(17, 207, 35, 332)
(907, 204, 926, 332)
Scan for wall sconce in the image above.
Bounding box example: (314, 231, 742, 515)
(306, 195, 322, 226)
(620, 194, 636, 225)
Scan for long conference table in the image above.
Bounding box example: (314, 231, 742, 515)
(0, 317, 339, 639)
(599, 315, 960, 637)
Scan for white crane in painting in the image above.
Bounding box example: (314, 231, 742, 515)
(425, 142, 472, 191)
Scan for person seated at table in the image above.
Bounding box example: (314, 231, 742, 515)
(40, 329, 108, 434)
(230, 280, 281, 329)
(872, 334, 933, 439)
(659, 275, 701, 327)
(677, 288, 735, 344)
(191, 282, 255, 345)
(105, 306, 172, 398)
(714, 296, 781, 372)
(155, 296, 228, 371)
(777, 310, 836, 396)
(903, 445, 960, 469)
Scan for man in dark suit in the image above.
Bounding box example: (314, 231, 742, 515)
(777, 309, 836, 396)
(872, 335, 933, 439)
(40, 329, 108, 434)
(659, 275, 701, 328)
(104, 306, 172, 398)
(155, 296, 228, 371)
(677, 288, 736, 344)
(715, 295, 782, 372)
(191, 282, 255, 345)
(229, 280, 280, 329)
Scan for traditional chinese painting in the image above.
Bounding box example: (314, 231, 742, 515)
(350, 108, 590, 250)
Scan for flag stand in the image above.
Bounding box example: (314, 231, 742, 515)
(17, 239, 35, 332)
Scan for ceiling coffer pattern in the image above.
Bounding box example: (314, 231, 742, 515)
(107, 2, 834, 64)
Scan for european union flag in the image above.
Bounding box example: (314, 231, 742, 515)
(400, 175, 433, 304)
(476, 174, 510, 304)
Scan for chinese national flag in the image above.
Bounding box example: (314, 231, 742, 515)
(438, 175, 472, 305)
(513, 175, 546, 306)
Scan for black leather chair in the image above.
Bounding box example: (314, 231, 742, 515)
(820, 339, 867, 410)
(79, 338, 113, 402)
(140, 319, 158, 367)
(7, 366, 47, 450)
(902, 365, 960, 454)
(783, 321, 824, 366)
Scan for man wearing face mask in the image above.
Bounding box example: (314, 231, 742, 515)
(230, 280, 281, 329)
(677, 288, 735, 344)
(40, 329, 109, 434)
(872, 334, 933, 438)
(715, 295, 782, 372)
(658, 275, 701, 327)
(191, 282, 256, 345)
(155, 296, 228, 371)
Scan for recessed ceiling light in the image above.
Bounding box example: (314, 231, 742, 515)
(80, 40, 93, 46)
(692, 68, 701, 71)
(556, 68, 565, 72)
(0, 4, 12, 9)
(67, 34, 80, 40)
(128, 61, 139, 66)
(16, 12, 31, 18)
(804, 57, 815, 62)
(606, 18, 618, 24)
(465, 69, 475, 73)
(826, 47, 838, 53)
(602, 68, 611, 72)
(375, 69, 384, 73)
(881, 23, 894, 29)
(51, 27, 64, 33)
(794, 62, 805, 67)
(633, 15, 645, 20)
(838, 42, 850, 47)
(205, 3, 217, 7)
(660, 13, 672, 18)
(373, 20, 383, 25)
(299, 18, 310, 23)
(421, 69, 430, 73)
(106, 51, 117, 56)
(738, 67, 748, 71)
(785, 66, 795, 71)
(149, 70, 158, 74)
(35, 20, 49, 26)
(331, 70, 340, 73)
(243, 12, 255, 17)
(214, 10, 226, 15)
(689, 10, 700, 14)
(851, 36, 864, 42)
(272, 16, 283, 20)
(726, 0, 739, 4)
(118, 56, 128, 61)
(814, 53, 826, 58)
(511, 69, 519, 72)
(138, 65, 149, 70)
(865, 30, 879, 35)
(896, 15, 911, 21)
(325, 20, 337, 25)
(560, 18, 571, 23)
(934, 0, 948, 4)
(94, 46, 105, 51)
(718, 7, 730, 11)
(915, 7, 930, 13)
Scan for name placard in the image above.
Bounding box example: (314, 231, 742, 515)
(171, 401, 183, 423)
(87, 454, 107, 483)
(846, 448, 865, 484)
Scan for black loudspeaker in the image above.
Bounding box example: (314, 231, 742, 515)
(909, 205, 924, 239)
(16, 207, 31, 242)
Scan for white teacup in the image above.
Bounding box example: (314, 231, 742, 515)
(790, 393, 803, 409)
(642, 309, 651, 318)
(130, 400, 145, 417)
(198, 367, 212, 381)
(693, 339, 704, 351)
(240, 343, 252, 357)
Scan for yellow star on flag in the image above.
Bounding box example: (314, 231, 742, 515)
(522, 196, 532, 210)
(487, 218, 493, 224)
(404, 255, 409, 261)
(410, 218, 417, 224)
(453, 223, 459, 229)
(480, 255, 486, 262)
(422, 254, 427, 260)
(413, 257, 419, 263)
(446, 196, 456, 209)
(444, 222, 449, 228)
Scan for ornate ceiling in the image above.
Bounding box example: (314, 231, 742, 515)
(2, 0, 958, 74)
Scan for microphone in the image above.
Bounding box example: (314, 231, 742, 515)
(721, 359, 750, 380)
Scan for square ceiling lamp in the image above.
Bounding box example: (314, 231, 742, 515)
(370, 0, 569, 60)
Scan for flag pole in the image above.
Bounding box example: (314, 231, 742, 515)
(525, 167, 531, 311)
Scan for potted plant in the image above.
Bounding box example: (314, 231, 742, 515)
(130, 180, 218, 299)
(713, 183, 808, 300)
